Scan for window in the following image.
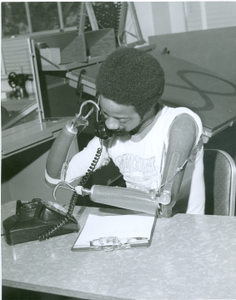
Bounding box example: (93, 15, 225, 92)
(61, 2, 81, 28)
(184, 1, 236, 31)
(206, 2, 236, 29)
(1, 2, 81, 38)
(29, 2, 60, 32)
(2, 2, 29, 37)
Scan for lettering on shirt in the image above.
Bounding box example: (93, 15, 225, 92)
(114, 154, 161, 191)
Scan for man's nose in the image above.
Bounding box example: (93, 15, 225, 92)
(105, 117, 120, 130)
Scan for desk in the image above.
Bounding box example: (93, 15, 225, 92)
(1, 117, 73, 158)
(2, 201, 236, 300)
(67, 49, 236, 142)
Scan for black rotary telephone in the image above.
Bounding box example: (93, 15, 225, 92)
(3, 198, 79, 246)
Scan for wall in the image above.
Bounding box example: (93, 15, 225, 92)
(135, 2, 186, 40)
(134, 2, 155, 42)
(135, 2, 236, 39)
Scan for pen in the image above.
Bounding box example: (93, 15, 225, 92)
(129, 237, 149, 243)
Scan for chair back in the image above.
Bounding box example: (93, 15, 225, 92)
(204, 149, 236, 216)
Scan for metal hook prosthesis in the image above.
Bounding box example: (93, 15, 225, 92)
(75, 100, 99, 122)
(53, 182, 91, 201)
(78, 100, 99, 117)
(53, 181, 76, 201)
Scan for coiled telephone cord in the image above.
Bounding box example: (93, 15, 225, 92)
(39, 147, 102, 241)
(38, 192, 78, 241)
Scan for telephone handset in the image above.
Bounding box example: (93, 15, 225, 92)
(3, 198, 79, 245)
(93, 97, 112, 140)
(94, 118, 112, 140)
(76, 70, 112, 141)
(71, 98, 112, 140)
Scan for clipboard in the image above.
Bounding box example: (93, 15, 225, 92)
(71, 214, 157, 252)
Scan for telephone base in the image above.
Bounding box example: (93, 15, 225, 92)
(3, 199, 79, 246)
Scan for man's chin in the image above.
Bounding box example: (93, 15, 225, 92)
(113, 125, 141, 137)
(113, 130, 130, 137)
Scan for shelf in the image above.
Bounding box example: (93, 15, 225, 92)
(41, 56, 107, 72)
(2, 117, 72, 158)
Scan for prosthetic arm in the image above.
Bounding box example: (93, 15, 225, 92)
(45, 100, 99, 188)
(159, 113, 197, 217)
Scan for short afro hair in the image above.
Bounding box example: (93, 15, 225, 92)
(95, 47, 165, 117)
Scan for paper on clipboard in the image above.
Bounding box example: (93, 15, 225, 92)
(72, 214, 156, 251)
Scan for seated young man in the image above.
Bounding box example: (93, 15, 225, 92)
(45, 47, 205, 217)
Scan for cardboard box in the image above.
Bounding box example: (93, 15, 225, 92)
(61, 28, 116, 64)
(40, 48, 61, 66)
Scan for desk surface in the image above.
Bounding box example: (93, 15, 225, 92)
(1, 117, 72, 158)
(67, 49, 236, 141)
(2, 201, 236, 300)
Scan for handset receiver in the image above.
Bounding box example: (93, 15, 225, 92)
(94, 120, 112, 140)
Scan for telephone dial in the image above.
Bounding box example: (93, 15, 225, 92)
(3, 198, 79, 246)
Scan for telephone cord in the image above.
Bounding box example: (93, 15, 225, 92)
(39, 146, 103, 241)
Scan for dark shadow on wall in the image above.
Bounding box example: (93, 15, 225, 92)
(204, 123, 236, 162)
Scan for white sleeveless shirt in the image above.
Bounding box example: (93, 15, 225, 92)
(66, 106, 205, 214)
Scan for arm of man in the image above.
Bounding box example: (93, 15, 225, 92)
(45, 122, 108, 188)
(160, 113, 198, 217)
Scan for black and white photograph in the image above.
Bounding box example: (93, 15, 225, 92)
(1, 1, 236, 299)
